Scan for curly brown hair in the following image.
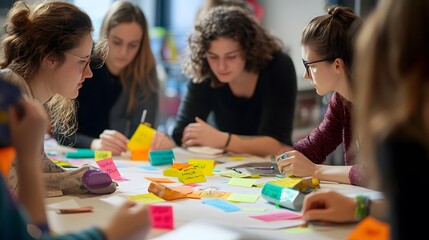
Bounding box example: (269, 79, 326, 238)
(183, 5, 282, 87)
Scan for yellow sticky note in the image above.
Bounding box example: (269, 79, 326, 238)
(178, 165, 206, 184)
(200, 189, 231, 200)
(227, 193, 260, 203)
(127, 123, 156, 150)
(227, 178, 257, 188)
(188, 159, 215, 176)
(219, 170, 250, 178)
(94, 151, 112, 161)
(240, 208, 267, 212)
(128, 193, 165, 204)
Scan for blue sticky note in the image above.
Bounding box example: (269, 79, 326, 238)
(149, 149, 174, 166)
(202, 199, 241, 212)
(65, 148, 95, 159)
(139, 166, 159, 171)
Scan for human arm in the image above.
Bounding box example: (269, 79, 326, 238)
(293, 93, 347, 164)
(151, 131, 176, 150)
(90, 130, 128, 155)
(302, 190, 386, 223)
(9, 98, 49, 225)
(277, 150, 352, 184)
(180, 117, 283, 156)
(172, 80, 213, 146)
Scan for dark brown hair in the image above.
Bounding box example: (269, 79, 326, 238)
(0, 1, 94, 136)
(301, 5, 361, 83)
(183, 5, 282, 87)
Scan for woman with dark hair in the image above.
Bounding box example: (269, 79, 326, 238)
(172, 5, 297, 157)
(276, 6, 365, 186)
(0, 0, 115, 195)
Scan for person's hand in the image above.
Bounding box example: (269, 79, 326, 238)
(181, 117, 227, 148)
(9, 98, 49, 161)
(276, 150, 318, 177)
(102, 201, 150, 240)
(302, 190, 356, 223)
(91, 130, 128, 155)
(151, 131, 176, 150)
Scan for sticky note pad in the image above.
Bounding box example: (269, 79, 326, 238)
(149, 205, 174, 229)
(202, 199, 240, 212)
(149, 149, 174, 166)
(65, 148, 95, 159)
(128, 123, 156, 150)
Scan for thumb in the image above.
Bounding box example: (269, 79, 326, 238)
(195, 117, 206, 124)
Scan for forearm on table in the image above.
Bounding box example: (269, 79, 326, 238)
(314, 165, 353, 184)
(225, 134, 283, 157)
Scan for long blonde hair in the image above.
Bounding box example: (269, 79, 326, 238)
(99, 1, 159, 114)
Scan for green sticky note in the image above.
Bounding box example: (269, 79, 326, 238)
(227, 193, 260, 203)
(227, 178, 257, 188)
(149, 149, 174, 166)
(65, 148, 95, 159)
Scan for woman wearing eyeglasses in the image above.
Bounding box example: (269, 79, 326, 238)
(0, 1, 119, 196)
(55, 1, 175, 155)
(276, 6, 367, 186)
(171, 5, 297, 157)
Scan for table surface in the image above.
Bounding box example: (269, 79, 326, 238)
(44, 143, 381, 240)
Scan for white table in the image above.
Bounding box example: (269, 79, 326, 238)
(44, 147, 380, 240)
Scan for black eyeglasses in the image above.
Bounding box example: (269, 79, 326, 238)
(302, 57, 337, 76)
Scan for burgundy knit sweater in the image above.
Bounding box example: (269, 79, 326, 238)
(293, 92, 367, 186)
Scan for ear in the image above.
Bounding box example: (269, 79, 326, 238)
(43, 54, 59, 69)
(334, 58, 345, 73)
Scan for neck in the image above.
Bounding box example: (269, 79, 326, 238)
(105, 61, 122, 76)
(336, 75, 352, 102)
(229, 71, 258, 98)
(29, 72, 54, 104)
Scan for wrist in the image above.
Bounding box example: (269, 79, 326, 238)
(354, 195, 371, 221)
(224, 133, 232, 150)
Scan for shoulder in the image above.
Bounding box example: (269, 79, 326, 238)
(0, 68, 32, 96)
(262, 51, 296, 77)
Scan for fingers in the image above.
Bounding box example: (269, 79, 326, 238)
(99, 130, 128, 154)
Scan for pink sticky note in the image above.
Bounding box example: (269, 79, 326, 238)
(95, 158, 123, 181)
(250, 211, 302, 222)
(149, 205, 174, 229)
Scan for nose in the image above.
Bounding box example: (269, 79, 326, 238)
(84, 66, 93, 78)
(218, 58, 227, 71)
(303, 69, 311, 80)
(120, 45, 128, 56)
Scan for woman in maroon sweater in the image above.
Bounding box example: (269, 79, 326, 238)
(277, 6, 366, 186)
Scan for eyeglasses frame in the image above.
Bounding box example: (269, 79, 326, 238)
(302, 57, 337, 76)
(66, 52, 91, 73)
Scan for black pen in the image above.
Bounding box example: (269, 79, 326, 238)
(231, 168, 242, 173)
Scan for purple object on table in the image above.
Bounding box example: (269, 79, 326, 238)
(82, 170, 116, 194)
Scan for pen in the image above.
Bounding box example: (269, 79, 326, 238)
(253, 166, 274, 170)
(140, 109, 147, 123)
(231, 168, 242, 173)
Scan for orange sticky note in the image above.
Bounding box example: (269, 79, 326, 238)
(348, 217, 390, 240)
(149, 205, 174, 229)
(131, 147, 149, 161)
(0, 147, 15, 177)
(145, 177, 176, 183)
